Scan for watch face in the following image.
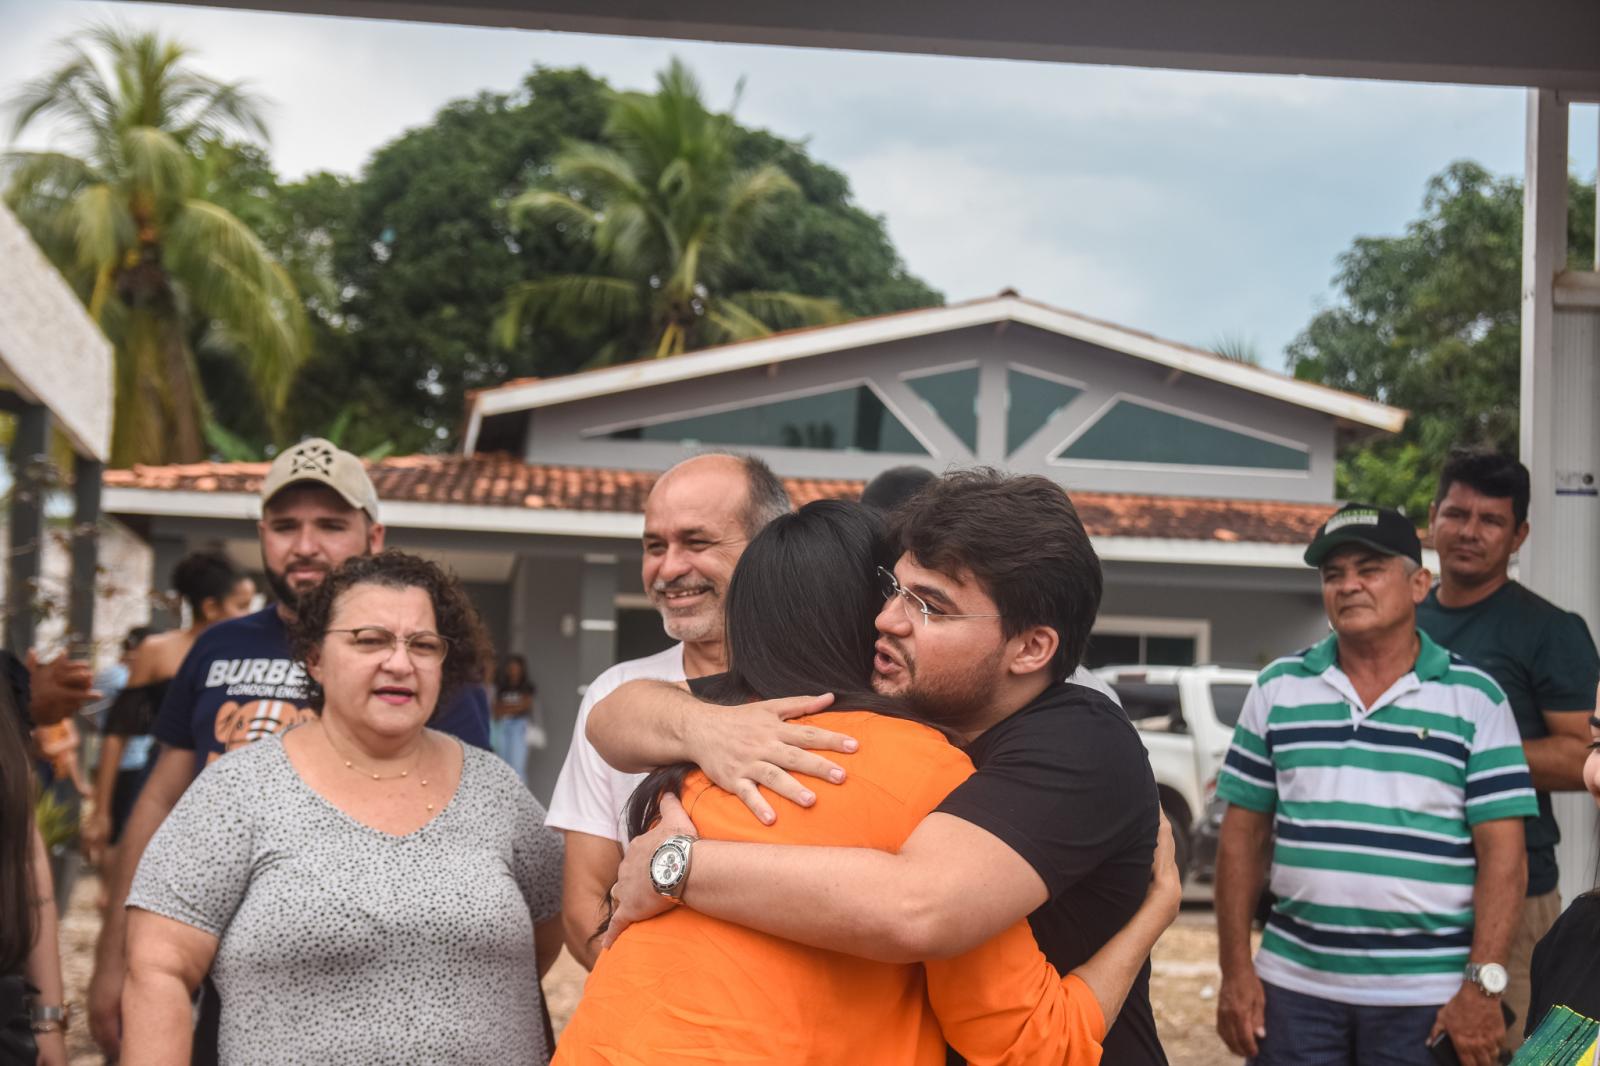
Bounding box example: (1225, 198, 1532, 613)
(651, 846, 684, 887)
(1480, 963, 1508, 995)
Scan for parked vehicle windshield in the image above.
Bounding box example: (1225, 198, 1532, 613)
(1209, 683, 1250, 727)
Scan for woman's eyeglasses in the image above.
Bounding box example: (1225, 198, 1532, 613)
(327, 626, 450, 663)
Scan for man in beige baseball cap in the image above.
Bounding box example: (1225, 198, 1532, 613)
(89, 438, 491, 1062)
(259, 437, 382, 524)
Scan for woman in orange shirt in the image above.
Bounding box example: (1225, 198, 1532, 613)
(556, 500, 1178, 1066)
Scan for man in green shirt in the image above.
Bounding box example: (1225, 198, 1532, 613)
(1416, 450, 1600, 1054)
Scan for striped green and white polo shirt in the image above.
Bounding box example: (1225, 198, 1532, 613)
(1216, 629, 1537, 1007)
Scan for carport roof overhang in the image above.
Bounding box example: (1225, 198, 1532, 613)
(135, 0, 1600, 92)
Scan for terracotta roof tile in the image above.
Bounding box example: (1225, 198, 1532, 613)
(104, 453, 1341, 546)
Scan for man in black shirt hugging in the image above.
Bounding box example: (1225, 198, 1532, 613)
(591, 469, 1169, 1065)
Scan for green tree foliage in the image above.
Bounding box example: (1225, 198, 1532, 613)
(3, 26, 308, 466)
(1288, 161, 1596, 515)
(282, 64, 938, 453)
(499, 60, 848, 364)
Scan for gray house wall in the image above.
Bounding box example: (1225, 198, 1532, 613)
(1099, 561, 1328, 669)
(521, 324, 1339, 503)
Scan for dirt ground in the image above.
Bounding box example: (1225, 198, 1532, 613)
(60, 879, 1244, 1064)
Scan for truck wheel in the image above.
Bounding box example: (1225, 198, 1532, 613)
(1156, 788, 1193, 886)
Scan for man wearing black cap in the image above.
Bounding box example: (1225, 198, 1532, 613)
(1214, 503, 1535, 1066)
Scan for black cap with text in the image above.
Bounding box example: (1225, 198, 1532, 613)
(1304, 503, 1422, 567)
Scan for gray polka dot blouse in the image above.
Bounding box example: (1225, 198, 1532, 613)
(128, 733, 563, 1064)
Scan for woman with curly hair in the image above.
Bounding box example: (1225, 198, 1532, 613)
(120, 551, 564, 1066)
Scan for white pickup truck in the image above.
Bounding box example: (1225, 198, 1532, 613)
(1095, 664, 1256, 881)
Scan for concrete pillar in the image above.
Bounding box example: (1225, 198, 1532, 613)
(147, 535, 188, 631)
(1519, 88, 1600, 907)
(5, 403, 51, 652)
(576, 553, 620, 693)
(67, 455, 103, 648)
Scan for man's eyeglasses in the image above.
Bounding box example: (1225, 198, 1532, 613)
(876, 567, 1001, 627)
(328, 626, 450, 663)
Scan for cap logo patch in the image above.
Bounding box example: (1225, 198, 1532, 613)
(1324, 508, 1379, 533)
(288, 443, 336, 477)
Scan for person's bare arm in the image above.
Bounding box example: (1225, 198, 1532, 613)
(1429, 818, 1527, 1066)
(535, 915, 564, 979)
(121, 910, 219, 1066)
(1522, 708, 1594, 791)
(587, 681, 851, 823)
(605, 793, 1049, 963)
(560, 830, 622, 970)
(83, 733, 127, 865)
(87, 745, 194, 1057)
(27, 827, 68, 1066)
(1214, 804, 1272, 1059)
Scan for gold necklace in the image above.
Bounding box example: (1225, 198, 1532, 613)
(320, 726, 437, 811)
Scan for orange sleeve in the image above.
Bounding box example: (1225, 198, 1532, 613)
(925, 921, 1105, 1066)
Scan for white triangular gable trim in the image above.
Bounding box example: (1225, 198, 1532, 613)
(464, 294, 1405, 454)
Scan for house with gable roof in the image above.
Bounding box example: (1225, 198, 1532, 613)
(102, 290, 1406, 800)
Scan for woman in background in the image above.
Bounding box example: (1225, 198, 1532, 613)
(491, 654, 537, 784)
(82, 552, 255, 867)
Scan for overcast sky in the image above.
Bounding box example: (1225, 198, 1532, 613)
(2, 0, 1596, 370)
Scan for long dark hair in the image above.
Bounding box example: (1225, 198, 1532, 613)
(0, 682, 34, 974)
(622, 499, 927, 842)
(497, 654, 534, 694)
(171, 549, 243, 618)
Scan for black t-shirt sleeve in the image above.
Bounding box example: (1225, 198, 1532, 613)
(1524, 894, 1600, 1035)
(936, 696, 1159, 898)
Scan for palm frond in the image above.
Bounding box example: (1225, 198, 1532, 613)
(167, 199, 309, 414)
(718, 164, 797, 254)
(507, 189, 599, 230)
(69, 183, 134, 274)
(495, 274, 641, 349)
(701, 302, 771, 346)
(724, 290, 847, 332)
(549, 142, 649, 203)
(121, 125, 192, 212)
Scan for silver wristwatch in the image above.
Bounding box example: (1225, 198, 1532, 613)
(1464, 962, 1508, 997)
(649, 834, 695, 902)
(29, 1002, 67, 1034)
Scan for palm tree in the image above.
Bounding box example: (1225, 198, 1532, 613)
(1210, 333, 1263, 366)
(497, 59, 844, 366)
(4, 25, 308, 466)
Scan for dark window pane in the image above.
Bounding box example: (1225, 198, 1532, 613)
(1146, 635, 1198, 666)
(1007, 369, 1082, 455)
(615, 607, 675, 664)
(907, 367, 980, 452)
(608, 386, 928, 454)
(1110, 682, 1182, 724)
(1084, 633, 1141, 669)
(1061, 400, 1309, 470)
(1209, 683, 1251, 727)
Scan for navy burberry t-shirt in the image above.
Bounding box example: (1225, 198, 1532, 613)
(154, 606, 491, 772)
